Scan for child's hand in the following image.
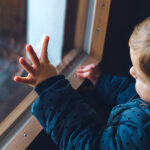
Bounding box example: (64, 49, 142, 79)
(76, 64, 101, 86)
(14, 36, 57, 88)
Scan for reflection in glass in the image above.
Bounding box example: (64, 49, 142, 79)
(0, 0, 79, 123)
(0, 0, 32, 122)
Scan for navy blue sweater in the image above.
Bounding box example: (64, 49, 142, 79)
(31, 74, 150, 150)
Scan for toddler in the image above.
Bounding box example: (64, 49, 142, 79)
(14, 17, 150, 150)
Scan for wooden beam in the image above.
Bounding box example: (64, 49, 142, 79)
(74, 0, 89, 49)
(57, 48, 82, 74)
(0, 91, 38, 137)
(3, 117, 42, 150)
(90, 0, 111, 61)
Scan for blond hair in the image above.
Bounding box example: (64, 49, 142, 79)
(129, 17, 150, 78)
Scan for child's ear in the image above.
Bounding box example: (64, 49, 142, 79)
(130, 66, 136, 79)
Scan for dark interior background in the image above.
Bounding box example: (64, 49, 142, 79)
(27, 0, 150, 149)
(100, 0, 150, 76)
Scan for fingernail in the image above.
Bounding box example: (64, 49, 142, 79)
(13, 76, 17, 81)
(26, 45, 32, 50)
(46, 36, 50, 41)
(19, 57, 24, 63)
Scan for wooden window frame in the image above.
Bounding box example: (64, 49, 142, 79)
(0, 0, 111, 149)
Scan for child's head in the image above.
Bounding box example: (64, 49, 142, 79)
(129, 17, 150, 102)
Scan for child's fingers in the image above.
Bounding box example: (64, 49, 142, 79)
(26, 45, 40, 67)
(40, 36, 49, 63)
(14, 76, 35, 85)
(19, 57, 36, 75)
(76, 69, 84, 73)
(76, 65, 85, 72)
(78, 65, 85, 69)
(77, 64, 95, 73)
(77, 72, 91, 79)
(83, 64, 95, 71)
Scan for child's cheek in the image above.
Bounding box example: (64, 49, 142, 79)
(135, 80, 148, 101)
(135, 80, 142, 98)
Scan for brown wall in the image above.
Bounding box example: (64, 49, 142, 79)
(0, 0, 26, 41)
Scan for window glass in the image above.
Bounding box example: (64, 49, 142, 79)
(27, 0, 79, 65)
(0, 0, 31, 123)
(27, 0, 66, 65)
(0, 0, 79, 123)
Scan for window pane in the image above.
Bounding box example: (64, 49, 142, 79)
(0, 0, 80, 123)
(0, 0, 32, 122)
(27, 0, 79, 65)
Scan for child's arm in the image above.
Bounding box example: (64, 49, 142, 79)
(94, 74, 137, 107)
(32, 77, 149, 150)
(14, 37, 149, 149)
(77, 65, 138, 109)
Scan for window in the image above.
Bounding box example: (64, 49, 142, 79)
(0, 0, 31, 123)
(0, 0, 111, 149)
(0, 0, 81, 131)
